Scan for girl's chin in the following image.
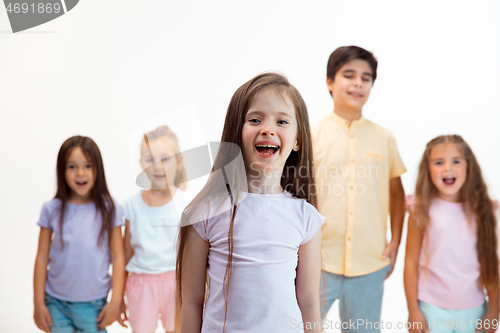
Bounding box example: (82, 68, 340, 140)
(150, 182, 170, 189)
(247, 163, 283, 174)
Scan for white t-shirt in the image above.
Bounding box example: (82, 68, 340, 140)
(123, 189, 189, 274)
(192, 191, 325, 333)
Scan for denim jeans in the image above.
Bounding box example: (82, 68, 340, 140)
(44, 293, 107, 333)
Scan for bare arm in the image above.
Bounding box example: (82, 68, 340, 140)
(383, 176, 406, 278)
(33, 227, 53, 332)
(123, 219, 134, 267)
(404, 213, 428, 333)
(121, 219, 133, 324)
(296, 230, 323, 333)
(97, 226, 126, 329)
(476, 288, 499, 333)
(180, 226, 209, 333)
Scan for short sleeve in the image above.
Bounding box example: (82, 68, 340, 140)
(37, 202, 53, 230)
(191, 220, 209, 241)
(121, 197, 131, 222)
(300, 203, 326, 245)
(111, 199, 125, 228)
(405, 195, 416, 213)
(388, 133, 406, 179)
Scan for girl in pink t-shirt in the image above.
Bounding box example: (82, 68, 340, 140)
(176, 73, 325, 332)
(404, 135, 499, 333)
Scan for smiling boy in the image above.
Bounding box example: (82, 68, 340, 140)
(311, 46, 406, 333)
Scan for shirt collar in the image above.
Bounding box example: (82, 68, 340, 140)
(329, 111, 365, 128)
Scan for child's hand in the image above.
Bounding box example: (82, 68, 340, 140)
(382, 241, 399, 279)
(96, 301, 121, 330)
(475, 308, 500, 333)
(118, 298, 128, 328)
(408, 310, 429, 333)
(34, 303, 52, 332)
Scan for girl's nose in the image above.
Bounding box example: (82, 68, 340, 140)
(260, 123, 276, 136)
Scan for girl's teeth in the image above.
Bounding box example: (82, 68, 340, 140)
(443, 178, 456, 185)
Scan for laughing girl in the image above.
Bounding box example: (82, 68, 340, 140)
(404, 135, 499, 333)
(176, 73, 325, 332)
(33, 136, 125, 333)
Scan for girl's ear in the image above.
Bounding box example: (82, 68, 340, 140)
(293, 139, 300, 152)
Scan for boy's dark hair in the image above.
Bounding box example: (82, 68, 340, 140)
(327, 46, 378, 84)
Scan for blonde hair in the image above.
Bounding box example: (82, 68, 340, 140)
(142, 125, 187, 191)
(414, 134, 499, 290)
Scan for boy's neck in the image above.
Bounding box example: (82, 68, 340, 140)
(333, 106, 362, 123)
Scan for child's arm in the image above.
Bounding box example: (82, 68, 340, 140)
(97, 226, 126, 330)
(404, 213, 428, 333)
(296, 230, 323, 333)
(120, 219, 134, 325)
(123, 219, 134, 266)
(33, 227, 53, 333)
(383, 176, 406, 278)
(476, 288, 499, 333)
(179, 226, 209, 333)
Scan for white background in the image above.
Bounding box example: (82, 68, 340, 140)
(1, 1, 500, 332)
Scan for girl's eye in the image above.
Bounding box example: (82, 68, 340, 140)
(162, 157, 169, 162)
(344, 75, 353, 79)
(277, 120, 289, 125)
(248, 118, 260, 123)
(362, 77, 370, 82)
(85, 164, 92, 169)
(434, 161, 443, 166)
(68, 165, 76, 169)
(453, 160, 462, 164)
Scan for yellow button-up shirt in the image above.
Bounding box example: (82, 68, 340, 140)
(312, 112, 406, 276)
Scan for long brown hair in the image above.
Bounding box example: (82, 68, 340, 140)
(55, 136, 116, 247)
(175, 72, 317, 331)
(414, 134, 499, 290)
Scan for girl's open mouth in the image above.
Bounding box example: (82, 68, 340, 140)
(443, 177, 456, 185)
(255, 144, 279, 156)
(154, 174, 165, 179)
(76, 181, 87, 188)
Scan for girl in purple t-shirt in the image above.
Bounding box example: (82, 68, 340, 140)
(405, 135, 499, 333)
(33, 136, 126, 333)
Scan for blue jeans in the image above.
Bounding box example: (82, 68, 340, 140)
(320, 265, 391, 333)
(44, 293, 107, 333)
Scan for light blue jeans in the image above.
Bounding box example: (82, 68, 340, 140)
(44, 293, 107, 333)
(419, 301, 489, 333)
(320, 265, 391, 333)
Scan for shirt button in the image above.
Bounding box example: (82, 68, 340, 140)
(349, 211, 353, 215)
(347, 237, 352, 241)
(349, 185, 354, 189)
(350, 159, 355, 164)
(350, 135, 354, 139)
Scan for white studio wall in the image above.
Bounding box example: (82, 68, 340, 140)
(1, 1, 499, 332)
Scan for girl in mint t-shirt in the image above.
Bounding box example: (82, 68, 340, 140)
(33, 136, 126, 333)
